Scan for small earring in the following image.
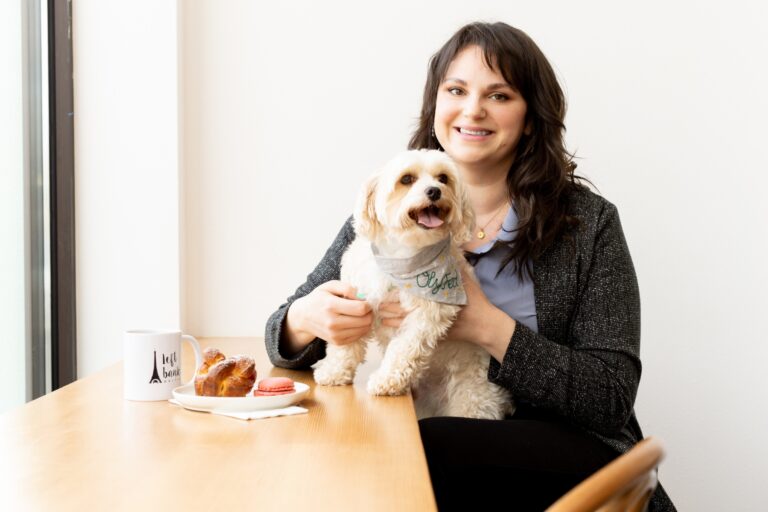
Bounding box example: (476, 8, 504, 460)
(431, 127, 443, 151)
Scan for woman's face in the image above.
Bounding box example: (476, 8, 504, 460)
(434, 45, 529, 174)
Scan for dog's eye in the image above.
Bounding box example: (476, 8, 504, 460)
(400, 174, 414, 185)
(437, 174, 449, 184)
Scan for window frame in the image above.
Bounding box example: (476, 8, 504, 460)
(47, 0, 76, 389)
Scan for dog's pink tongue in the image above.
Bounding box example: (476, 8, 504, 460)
(417, 210, 444, 228)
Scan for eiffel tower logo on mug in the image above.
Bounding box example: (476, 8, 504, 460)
(149, 350, 162, 384)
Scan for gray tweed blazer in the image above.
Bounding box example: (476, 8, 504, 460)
(264, 187, 675, 511)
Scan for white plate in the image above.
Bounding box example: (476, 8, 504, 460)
(172, 381, 309, 412)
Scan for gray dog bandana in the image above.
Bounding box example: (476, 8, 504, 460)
(371, 238, 467, 305)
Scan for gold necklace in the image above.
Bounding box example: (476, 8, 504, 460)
(476, 202, 508, 239)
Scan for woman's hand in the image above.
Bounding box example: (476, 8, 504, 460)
(378, 301, 409, 328)
(357, 271, 501, 335)
(446, 270, 517, 362)
(444, 270, 496, 344)
(283, 271, 515, 361)
(283, 281, 374, 355)
(356, 270, 515, 361)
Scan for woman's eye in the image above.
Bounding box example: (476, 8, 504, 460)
(400, 174, 414, 185)
(437, 174, 449, 184)
(490, 93, 509, 101)
(448, 87, 464, 96)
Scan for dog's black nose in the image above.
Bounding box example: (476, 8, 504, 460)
(426, 187, 441, 202)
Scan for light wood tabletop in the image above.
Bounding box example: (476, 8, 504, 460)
(0, 337, 437, 512)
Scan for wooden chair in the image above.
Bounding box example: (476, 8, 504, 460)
(546, 437, 665, 512)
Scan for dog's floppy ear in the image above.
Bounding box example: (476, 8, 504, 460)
(451, 177, 475, 245)
(440, 155, 475, 244)
(353, 173, 380, 240)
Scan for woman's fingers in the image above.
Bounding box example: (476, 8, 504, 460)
(330, 295, 372, 317)
(380, 301, 406, 329)
(378, 301, 408, 317)
(324, 310, 374, 330)
(381, 317, 403, 328)
(311, 282, 414, 340)
(328, 326, 373, 346)
(317, 280, 359, 300)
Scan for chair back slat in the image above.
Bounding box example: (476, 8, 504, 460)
(546, 437, 665, 512)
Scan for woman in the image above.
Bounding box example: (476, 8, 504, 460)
(265, 22, 676, 511)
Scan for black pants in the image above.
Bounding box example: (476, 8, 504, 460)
(418, 407, 621, 511)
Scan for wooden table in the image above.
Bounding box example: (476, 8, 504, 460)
(0, 337, 437, 511)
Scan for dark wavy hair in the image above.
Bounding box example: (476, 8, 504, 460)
(408, 22, 587, 278)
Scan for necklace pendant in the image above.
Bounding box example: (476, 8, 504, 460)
(477, 230, 486, 239)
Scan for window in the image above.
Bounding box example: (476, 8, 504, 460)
(1, 0, 75, 414)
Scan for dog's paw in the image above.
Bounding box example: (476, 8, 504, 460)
(366, 369, 409, 396)
(313, 364, 354, 386)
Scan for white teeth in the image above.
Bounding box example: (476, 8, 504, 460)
(459, 128, 491, 136)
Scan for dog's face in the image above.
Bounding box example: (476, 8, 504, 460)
(354, 150, 474, 248)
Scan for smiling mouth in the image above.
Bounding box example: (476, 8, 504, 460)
(456, 127, 493, 136)
(409, 205, 448, 229)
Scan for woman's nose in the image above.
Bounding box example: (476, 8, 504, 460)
(462, 96, 486, 119)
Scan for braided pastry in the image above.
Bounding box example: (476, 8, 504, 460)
(194, 348, 226, 394)
(194, 348, 256, 397)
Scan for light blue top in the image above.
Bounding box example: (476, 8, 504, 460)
(465, 205, 539, 333)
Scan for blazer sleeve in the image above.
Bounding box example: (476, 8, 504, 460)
(487, 202, 642, 436)
(264, 217, 356, 369)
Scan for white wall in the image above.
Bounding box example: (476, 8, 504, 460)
(180, 1, 448, 335)
(0, 0, 26, 413)
(73, 0, 181, 377)
(76, 0, 768, 510)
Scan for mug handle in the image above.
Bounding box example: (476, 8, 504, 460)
(181, 334, 204, 386)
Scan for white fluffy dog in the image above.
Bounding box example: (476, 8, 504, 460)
(313, 149, 514, 420)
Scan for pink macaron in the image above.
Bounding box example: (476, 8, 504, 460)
(253, 377, 295, 396)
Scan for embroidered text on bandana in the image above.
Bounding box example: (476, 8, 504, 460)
(371, 238, 467, 305)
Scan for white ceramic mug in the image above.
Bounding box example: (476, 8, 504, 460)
(123, 330, 203, 401)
